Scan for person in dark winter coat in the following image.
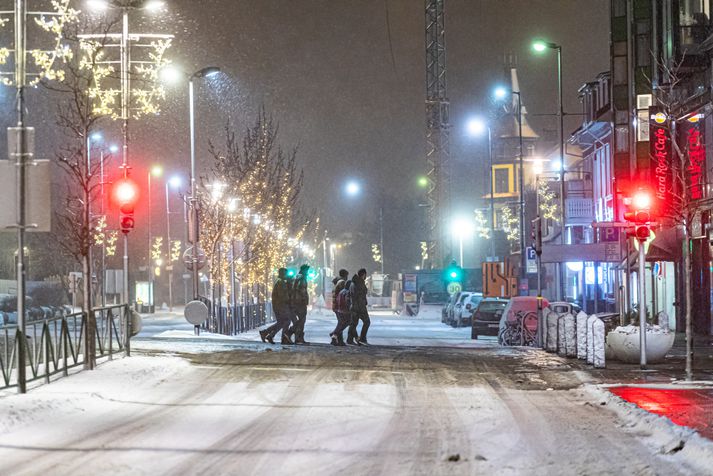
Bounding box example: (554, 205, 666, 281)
(348, 268, 370, 345)
(260, 268, 293, 344)
(288, 264, 311, 344)
(330, 269, 351, 346)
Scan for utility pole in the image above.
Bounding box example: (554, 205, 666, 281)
(13, 0, 29, 393)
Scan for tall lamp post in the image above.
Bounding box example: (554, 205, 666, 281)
(85, 0, 170, 308)
(533, 39, 565, 300)
(161, 65, 221, 302)
(466, 118, 496, 260)
(147, 165, 162, 312)
(344, 180, 385, 275)
(451, 218, 475, 267)
(165, 175, 182, 312)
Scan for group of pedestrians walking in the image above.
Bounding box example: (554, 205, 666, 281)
(330, 268, 370, 346)
(259, 264, 311, 345)
(258, 264, 371, 346)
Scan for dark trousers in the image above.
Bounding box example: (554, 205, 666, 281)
(332, 311, 351, 342)
(290, 305, 307, 339)
(265, 307, 290, 338)
(349, 309, 370, 341)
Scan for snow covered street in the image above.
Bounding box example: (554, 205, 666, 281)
(0, 311, 711, 475)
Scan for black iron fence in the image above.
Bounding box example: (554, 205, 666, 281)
(0, 304, 130, 391)
(200, 296, 274, 336)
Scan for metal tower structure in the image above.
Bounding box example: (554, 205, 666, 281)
(425, 0, 450, 268)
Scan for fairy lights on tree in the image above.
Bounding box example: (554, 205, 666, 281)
(200, 111, 316, 301)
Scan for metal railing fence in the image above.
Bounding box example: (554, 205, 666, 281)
(0, 304, 130, 391)
(200, 297, 273, 336)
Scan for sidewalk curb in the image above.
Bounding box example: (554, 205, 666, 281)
(585, 384, 713, 474)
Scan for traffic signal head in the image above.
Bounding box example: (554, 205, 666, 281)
(444, 264, 463, 283)
(112, 178, 139, 234)
(623, 190, 652, 224)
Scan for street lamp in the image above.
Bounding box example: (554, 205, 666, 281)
(161, 64, 221, 304)
(451, 217, 475, 267)
(466, 117, 495, 260)
(86, 0, 169, 314)
(493, 85, 526, 289)
(532, 39, 564, 237)
(147, 165, 162, 312)
(165, 175, 182, 311)
(343, 180, 385, 276)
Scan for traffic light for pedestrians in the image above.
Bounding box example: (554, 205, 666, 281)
(624, 190, 652, 241)
(112, 177, 139, 234)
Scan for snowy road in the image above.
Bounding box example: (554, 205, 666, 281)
(0, 311, 706, 475)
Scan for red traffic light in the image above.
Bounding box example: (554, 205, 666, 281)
(635, 225, 650, 240)
(112, 178, 139, 234)
(112, 178, 140, 209)
(624, 190, 652, 224)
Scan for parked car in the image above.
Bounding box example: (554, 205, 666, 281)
(497, 296, 550, 344)
(446, 292, 468, 326)
(452, 292, 483, 327)
(471, 298, 508, 339)
(442, 294, 459, 324)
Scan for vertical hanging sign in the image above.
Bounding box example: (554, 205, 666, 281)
(684, 113, 706, 201)
(649, 106, 672, 215)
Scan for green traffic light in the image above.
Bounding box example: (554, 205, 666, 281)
(450, 271, 457, 279)
(418, 176, 428, 188)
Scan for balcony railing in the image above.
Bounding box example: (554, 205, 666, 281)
(565, 198, 594, 225)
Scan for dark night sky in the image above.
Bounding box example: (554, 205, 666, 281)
(1, 0, 611, 274)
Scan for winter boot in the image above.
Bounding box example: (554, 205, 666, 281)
(330, 333, 339, 346)
(281, 333, 294, 345)
(295, 332, 309, 345)
(337, 334, 346, 346)
(259, 330, 269, 343)
(346, 337, 357, 345)
(265, 333, 275, 344)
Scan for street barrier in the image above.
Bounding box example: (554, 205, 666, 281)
(200, 297, 274, 336)
(0, 304, 130, 391)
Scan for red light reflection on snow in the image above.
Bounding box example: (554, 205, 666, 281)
(610, 386, 713, 440)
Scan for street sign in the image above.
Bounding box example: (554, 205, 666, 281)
(604, 243, 620, 262)
(590, 221, 631, 228)
(526, 247, 537, 274)
(447, 282, 462, 295)
(185, 299, 209, 325)
(600, 227, 620, 242)
(183, 246, 206, 271)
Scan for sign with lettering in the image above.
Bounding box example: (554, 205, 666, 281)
(649, 107, 671, 215)
(684, 114, 706, 201)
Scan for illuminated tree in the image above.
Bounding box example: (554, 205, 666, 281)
(201, 110, 316, 302)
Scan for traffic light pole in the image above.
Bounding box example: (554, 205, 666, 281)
(638, 238, 647, 369)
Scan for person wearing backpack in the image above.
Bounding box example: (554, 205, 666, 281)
(330, 274, 352, 346)
(259, 268, 293, 345)
(348, 268, 370, 345)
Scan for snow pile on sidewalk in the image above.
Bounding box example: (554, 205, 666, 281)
(0, 355, 192, 436)
(591, 385, 713, 474)
(610, 324, 671, 335)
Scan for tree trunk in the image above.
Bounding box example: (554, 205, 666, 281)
(683, 227, 693, 381)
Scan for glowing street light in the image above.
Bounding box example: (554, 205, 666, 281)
(345, 180, 361, 196)
(451, 217, 476, 266)
(160, 64, 222, 305)
(466, 117, 495, 259)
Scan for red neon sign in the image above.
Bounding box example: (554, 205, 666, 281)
(687, 124, 705, 200)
